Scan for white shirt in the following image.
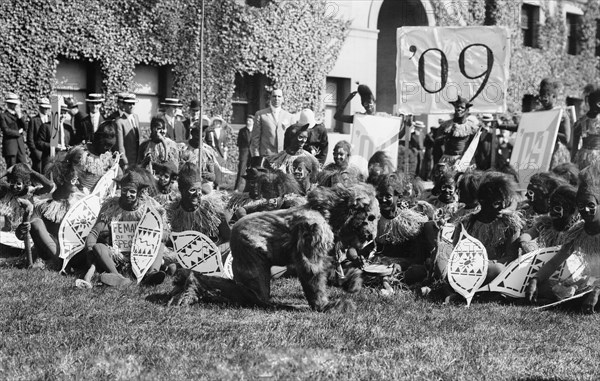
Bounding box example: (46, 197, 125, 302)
(270, 106, 281, 123)
(90, 112, 100, 132)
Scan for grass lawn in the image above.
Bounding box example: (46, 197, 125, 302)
(1, 267, 600, 380)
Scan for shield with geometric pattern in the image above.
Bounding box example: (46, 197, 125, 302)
(131, 207, 163, 283)
(435, 223, 455, 278)
(222, 252, 233, 279)
(478, 246, 586, 298)
(448, 225, 488, 306)
(92, 155, 120, 200)
(170, 230, 224, 276)
(59, 193, 102, 271)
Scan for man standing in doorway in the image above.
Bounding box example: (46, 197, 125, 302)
(115, 93, 140, 170)
(27, 97, 52, 172)
(250, 89, 293, 158)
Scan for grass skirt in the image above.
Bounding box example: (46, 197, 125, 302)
(574, 148, 600, 170)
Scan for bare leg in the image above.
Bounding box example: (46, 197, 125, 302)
(29, 218, 58, 260)
(91, 244, 120, 274)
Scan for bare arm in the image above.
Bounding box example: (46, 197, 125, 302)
(333, 91, 357, 124)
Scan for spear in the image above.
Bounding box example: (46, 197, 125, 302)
(17, 198, 34, 268)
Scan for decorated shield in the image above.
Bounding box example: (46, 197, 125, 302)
(92, 155, 120, 200)
(131, 207, 163, 283)
(170, 230, 224, 276)
(223, 252, 233, 279)
(447, 225, 488, 306)
(478, 246, 586, 298)
(0, 231, 26, 250)
(58, 193, 102, 271)
(435, 223, 455, 278)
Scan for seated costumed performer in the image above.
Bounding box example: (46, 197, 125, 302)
(322, 140, 364, 185)
(79, 120, 120, 193)
(79, 167, 169, 288)
(16, 147, 86, 269)
(267, 122, 319, 183)
(519, 184, 580, 253)
(452, 172, 524, 284)
(0, 163, 53, 232)
(526, 162, 600, 312)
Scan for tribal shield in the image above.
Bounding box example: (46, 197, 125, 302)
(448, 225, 488, 306)
(170, 230, 224, 276)
(131, 207, 163, 283)
(58, 193, 102, 271)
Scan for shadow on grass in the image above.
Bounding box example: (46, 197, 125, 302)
(145, 292, 172, 305)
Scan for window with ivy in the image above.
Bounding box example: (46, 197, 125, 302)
(521, 4, 539, 48)
(596, 19, 600, 57)
(567, 13, 582, 55)
(56, 59, 102, 105)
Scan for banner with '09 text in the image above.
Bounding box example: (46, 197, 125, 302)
(396, 26, 510, 115)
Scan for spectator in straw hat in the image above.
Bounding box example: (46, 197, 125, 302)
(1, 92, 29, 167)
(475, 113, 495, 170)
(79, 93, 105, 144)
(115, 93, 141, 170)
(289, 109, 328, 166)
(106, 92, 129, 121)
(27, 97, 52, 172)
(64, 97, 86, 145)
(160, 98, 187, 144)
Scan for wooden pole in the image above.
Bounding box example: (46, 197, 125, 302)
(197, 0, 205, 174)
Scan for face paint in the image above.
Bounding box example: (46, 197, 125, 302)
(119, 186, 139, 210)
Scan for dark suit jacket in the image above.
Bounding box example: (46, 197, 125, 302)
(161, 115, 187, 144)
(71, 111, 87, 145)
(36, 121, 76, 170)
(27, 114, 49, 161)
(115, 113, 140, 167)
(0, 110, 27, 156)
(237, 127, 252, 150)
(80, 113, 105, 143)
(250, 107, 293, 157)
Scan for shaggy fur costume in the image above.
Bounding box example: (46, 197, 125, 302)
(169, 183, 380, 311)
(458, 210, 524, 261)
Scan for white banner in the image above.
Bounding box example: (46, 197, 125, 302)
(510, 109, 562, 189)
(396, 26, 510, 115)
(351, 115, 402, 171)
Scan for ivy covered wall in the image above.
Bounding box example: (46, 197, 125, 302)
(433, 0, 600, 119)
(0, 0, 349, 173)
(0, 0, 348, 114)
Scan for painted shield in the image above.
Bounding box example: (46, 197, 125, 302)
(223, 252, 233, 279)
(0, 231, 26, 249)
(131, 207, 163, 283)
(435, 223, 455, 278)
(92, 157, 120, 200)
(58, 193, 102, 271)
(478, 246, 586, 298)
(170, 230, 224, 276)
(448, 225, 488, 306)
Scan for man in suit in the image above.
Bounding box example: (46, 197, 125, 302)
(250, 89, 293, 158)
(64, 97, 86, 145)
(160, 98, 187, 144)
(79, 93, 105, 144)
(36, 104, 76, 171)
(27, 97, 52, 172)
(235, 115, 254, 191)
(114, 93, 140, 169)
(183, 99, 201, 134)
(0, 92, 28, 167)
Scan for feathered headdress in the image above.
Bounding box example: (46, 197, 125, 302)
(3, 163, 33, 186)
(539, 78, 559, 96)
(177, 162, 203, 192)
(45, 146, 85, 186)
(256, 169, 300, 199)
(357, 84, 375, 104)
(478, 171, 517, 204)
(528, 172, 566, 196)
(117, 166, 156, 193)
(578, 162, 600, 200)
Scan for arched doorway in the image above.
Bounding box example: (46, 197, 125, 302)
(376, 0, 429, 114)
